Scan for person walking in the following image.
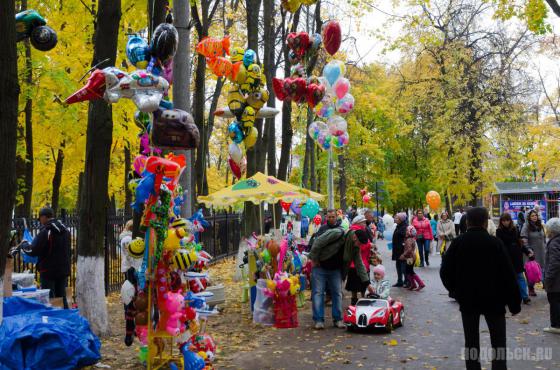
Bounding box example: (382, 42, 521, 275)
(430, 214, 438, 255)
(520, 209, 546, 297)
(412, 209, 433, 267)
(25, 207, 71, 309)
(544, 218, 560, 334)
(400, 225, 425, 291)
(345, 215, 372, 304)
(517, 206, 526, 232)
(391, 213, 408, 287)
(364, 209, 376, 243)
(437, 212, 456, 255)
(453, 209, 463, 236)
(496, 213, 533, 305)
(441, 207, 520, 370)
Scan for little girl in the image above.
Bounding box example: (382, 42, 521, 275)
(400, 225, 425, 291)
(370, 265, 391, 299)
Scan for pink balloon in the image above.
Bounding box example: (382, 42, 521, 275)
(133, 155, 148, 175)
(363, 194, 371, 203)
(334, 78, 350, 99)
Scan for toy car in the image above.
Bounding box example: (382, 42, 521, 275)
(16, 10, 57, 51)
(343, 295, 404, 333)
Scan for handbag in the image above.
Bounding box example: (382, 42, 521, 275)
(406, 258, 414, 265)
(152, 108, 200, 149)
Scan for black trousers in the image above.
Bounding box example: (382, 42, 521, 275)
(395, 260, 406, 285)
(548, 292, 560, 328)
(40, 276, 68, 309)
(461, 312, 506, 370)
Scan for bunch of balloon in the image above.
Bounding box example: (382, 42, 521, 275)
(198, 37, 279, 179)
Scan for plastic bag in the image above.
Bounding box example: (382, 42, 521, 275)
(414, 247, 420, 267)
(22, 228, 38, 265)
(253, 279, 274, 325)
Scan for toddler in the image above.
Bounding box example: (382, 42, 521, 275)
(369, 264, 391, 299)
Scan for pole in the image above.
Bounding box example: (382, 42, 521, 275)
(173, 0, 193, 218)
(327, 148, 334, 209)
(376, 182, 379, 216)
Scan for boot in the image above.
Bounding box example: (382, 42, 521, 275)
(412, 274, 425, 291)
(407, 275, 417, 290)
(529, 287, 537, 297)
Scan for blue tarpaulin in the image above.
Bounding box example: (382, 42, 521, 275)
(0, 297, 101, 370)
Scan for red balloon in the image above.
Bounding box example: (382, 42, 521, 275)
(360, 188, 367, 196)
(306, 83, 326, 108)
(273, 77, 288, 101)
(362, 194, 371, 203)
(322, 20, 342, 56)
(313, 214, 322, 226)
(280, 201, 292, 213)
(284, 77, 308, 103)
(228, 157, 242, 179)
(286, 32, 311, 58)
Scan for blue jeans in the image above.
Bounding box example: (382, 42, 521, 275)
(517, 272, 529, 300)
(417, 238, 431, 265)
(312, 267, 342, 323)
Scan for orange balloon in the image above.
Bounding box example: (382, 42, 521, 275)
(426, 191, 441, 209)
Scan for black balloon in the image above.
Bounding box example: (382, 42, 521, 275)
(151, 23, 178, 63)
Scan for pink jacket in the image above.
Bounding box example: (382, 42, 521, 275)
(349, 224, 371, 270)
(412, 218, 433, 240)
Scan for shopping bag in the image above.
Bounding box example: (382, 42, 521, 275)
(414, 247, 420, 267)
(22, 227, 38, 265)
(440, 239, 446, 255)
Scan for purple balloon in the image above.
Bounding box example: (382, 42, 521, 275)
(291, 199, 302, 215)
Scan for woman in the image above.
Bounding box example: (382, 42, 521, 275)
(391, 213, 408, 287)
(496, 213, 532, 304)
(521, 209, 546, 296)
(412, 209, 433, 267)
(345, 216, 372, 305)
(430, 214, 438, 255)
(544, 218, 560, 334)
(436, 212, 456, 255)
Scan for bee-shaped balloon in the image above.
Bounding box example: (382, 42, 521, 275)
(241, 63, 262, 95)
(241, 106, 256, 129)
(227, 86, 246, 119)
(230, 47, 245, 63)
(247, 88, 269, 110)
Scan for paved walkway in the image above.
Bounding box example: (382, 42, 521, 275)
(227, 240, 560, 369)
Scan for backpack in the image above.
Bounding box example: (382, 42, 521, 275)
(525, 260, 542, 285)
(152, 108, 200, 149)
(320, 228, 345, 270)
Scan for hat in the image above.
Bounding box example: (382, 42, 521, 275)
(396, 212, 407, 222)
(354, 229, 369, 244)
(373, 264, 385, 278)
(352, 215, 366, 225)
(39, 207, 54, 218)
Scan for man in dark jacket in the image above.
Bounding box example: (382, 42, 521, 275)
(25, 207, 71, 309)
(441, 207, 520, 370)
(364, 209, 375, 242)
(392, 212, 408, 287)
(544, 218, 560, 334)
(517, 207, 525, 232)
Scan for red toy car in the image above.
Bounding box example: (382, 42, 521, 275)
(343, 295, 404, 333)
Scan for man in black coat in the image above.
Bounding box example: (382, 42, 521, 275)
(392, 212, 408, 287)
(25, 207, 71, 309)
(441, 207, 521, 370)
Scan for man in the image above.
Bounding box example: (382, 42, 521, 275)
(441, 207, 520, 370)
(308, 217, 373, 330)
(517, 206, 525, 231)
(364, 209, 375, 242)
(454, 209, 463, 236)
(391, 213, 408, 287)
(25, 207, 71, 309)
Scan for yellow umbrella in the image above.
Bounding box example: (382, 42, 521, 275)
(197, 172, 324, 208)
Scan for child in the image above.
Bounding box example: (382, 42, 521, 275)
(369, 252, 383, 280)
(370, 264, 391, 299)
(400, 225, 425, 291)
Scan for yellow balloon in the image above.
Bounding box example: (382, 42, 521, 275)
(244, 127, 258, 148)
(163, 228, 185, 251)
(230, 47, 245, 63)
(241, 106, 256, 129)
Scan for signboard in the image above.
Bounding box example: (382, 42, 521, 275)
(502, 200, 547, 222)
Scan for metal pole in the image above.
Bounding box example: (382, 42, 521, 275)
(327, 148, 334, 209)
(173, 0, 193, 218)
(376, 182, 379, 216)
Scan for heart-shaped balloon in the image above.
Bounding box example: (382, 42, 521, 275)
(306, 83, 326, 108)
(323, 61, 341, 86)
(229, 156, 242, 179)
(360, 188, 367, 196)
(229, 143, 243, 164)
(336, 93, 355, 114)
(280, 201, 292, 213)
(272, 77, 288, 101)
(334, 77, 350, 99)
(284, 77, 308, 102)
(322, 20, 342, 56)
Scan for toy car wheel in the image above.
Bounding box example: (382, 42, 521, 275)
(346, 325, 354, 332)
(385, 313, 393, 333)
(398, 308, 404, 327)
(30, 25, 57, 51)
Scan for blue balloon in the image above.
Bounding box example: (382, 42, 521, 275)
(132, 172, 155, 212)
(301, 198, 320, 218)
(126, 34, 150, 67)
(180, 343, 205, 370)
(387, 242, 393, 250)
(323, 61, 341, 86)
(383, 229, 394, 241)
(228, 121, 245, 144)
(243, 49, 256, 67)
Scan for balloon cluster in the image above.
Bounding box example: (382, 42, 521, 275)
(360, 188, 371, 203)
(281, 0, 318, 13)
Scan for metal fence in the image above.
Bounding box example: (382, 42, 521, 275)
(10, 211, 241, 297)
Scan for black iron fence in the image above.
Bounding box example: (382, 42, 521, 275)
(10, 211, 241, 296)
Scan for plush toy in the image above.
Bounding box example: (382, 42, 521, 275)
(164, 227, 186, 251)
(179, 343, 205, 370)
(188, 333, 217, 362)
(163, 290, 186, 336)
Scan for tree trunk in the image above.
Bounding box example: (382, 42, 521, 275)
(51, 147, 64, 217)
(77, 0, 121, 336)
(148, 0, 168, 36)
(0, 0, 19, 325)
(124, 144, 132, 216)
(338, 153, 347, 211)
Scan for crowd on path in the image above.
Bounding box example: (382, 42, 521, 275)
(306, 204, 560, 370)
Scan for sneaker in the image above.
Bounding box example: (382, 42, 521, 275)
(393, 283, 403, 288)
(543, 327, 560, 334)
(523, 298, 531, 305)
(334, 320, 345, 328)
(314, 322, 325, 330)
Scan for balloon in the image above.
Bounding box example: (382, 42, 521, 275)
(308, 121, 318, 138)
(272, 77, 288, 101)
(280, 201, 292, 213)
(126, 34, 150, 69)
(327, 116, 347, 136)
(247, 88, 269, 110)
(336, 93, 355, 114)
(229, 157, 242, 179)
(241, 106, 256, 129)
(322, 20, 342, 56)
(244, 127, 258, 148)
(311, 33, 322, 52)
(282, 0, 302, 12)
(382, 214, 395, 229)
(196, 35, 230, 58)
(360, 188, 367, 196)
(243, 49, 256, 67)
(207, 56, 242, 79)
(150, 23, 179, 64)
(301, 198, 320, 218)
(290, 199, 302, 215)
(362, 194, 371, 203)
(313, 214, 322, 225)
(286, 32, 312, 59)
(65, 67, 126, 104)
(322, 61, 342, 86)
(339, 131, 349, 145)
(228, 121, 244, 144)
(227, 87, 246, 119)
(383, 229, 394, 241)
(180, 344, 205, 370)
(229, 143, 243, 164)
(306, 83, 326, 108)
(333, 77, 350, 99)
(314, 97, 335, 119)
(104, 70, 169, 113)
(284, 77, 307, 102)
(133, 155, 147, 176)
(290, 63, 306, 78)
(426, 190, 441, 209)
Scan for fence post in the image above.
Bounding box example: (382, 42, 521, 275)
(104, 210, 109, 296)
